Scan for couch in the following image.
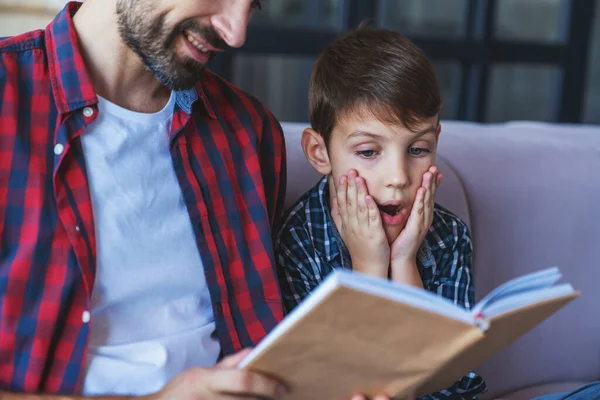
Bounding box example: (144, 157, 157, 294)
(279, 121, 600, 400)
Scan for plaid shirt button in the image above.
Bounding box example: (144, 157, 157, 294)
(82, 311, 91, 323)
(54, 143, 64, 155)
(83, 107, 94, 118)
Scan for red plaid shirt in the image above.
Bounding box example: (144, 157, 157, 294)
(0, 2, 286, 394)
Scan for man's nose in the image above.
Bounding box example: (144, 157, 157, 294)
(211, 4, 249, 48)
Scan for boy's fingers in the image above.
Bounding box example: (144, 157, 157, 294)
(434, 172, 443, 195)
(407, 187, 426, 232)
(424, 190, 434, 229)
(423, 172, 433, 211)
(337, 175, 348, 222)
(428, 166, 438, 197)
(366, 195, 382, 229)
(428, 167, 436, 188)
(356, 177, 368, 226)
(424, 170, 436, 229)
(347, 170, 358, 222)
(331, 197, 343, 228)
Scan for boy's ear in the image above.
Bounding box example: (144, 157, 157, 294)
(435, 123, 442, 141)
(302, 128, 332, 175)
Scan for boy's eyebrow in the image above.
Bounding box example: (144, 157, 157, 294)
(347, 126, 437, 140)
(413, 126, 437, 137)
(347, 131, 384, 140)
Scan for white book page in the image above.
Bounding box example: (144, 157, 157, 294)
(472, 267, 562, 315)
(479, 283, 575, 319)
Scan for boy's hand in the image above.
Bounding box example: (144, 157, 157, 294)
(332, 169, 389, 278)
(390, 166, 441, 282)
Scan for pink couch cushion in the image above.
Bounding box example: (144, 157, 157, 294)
(437, 121, 600, 398)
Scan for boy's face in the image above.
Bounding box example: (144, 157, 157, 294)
(324, 114, 440, 243)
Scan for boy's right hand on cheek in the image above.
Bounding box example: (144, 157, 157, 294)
(331, 170, 389, 278)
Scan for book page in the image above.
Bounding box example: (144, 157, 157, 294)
(472, 267, 563, 315)
(481, 283, 575, 318)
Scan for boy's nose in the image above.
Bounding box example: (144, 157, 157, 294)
(385, 161, 410, 189)
(386, 174, 410, 188)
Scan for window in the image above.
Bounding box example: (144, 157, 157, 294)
(232, 55, 316, 122)
(379, 0, 467, 38)
(209, 0, 598, 124)
(486, 65, 561, 122)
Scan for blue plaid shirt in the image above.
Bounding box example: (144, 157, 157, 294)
(275, 176, 487, 400)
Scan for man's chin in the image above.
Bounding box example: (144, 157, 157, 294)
(152, 68, 204, 91)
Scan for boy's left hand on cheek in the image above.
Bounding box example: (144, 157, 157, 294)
(390, 166, 441, 281)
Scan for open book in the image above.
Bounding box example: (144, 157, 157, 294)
(239, 267, 579, 400)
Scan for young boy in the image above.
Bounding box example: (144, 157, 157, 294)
(275, 27, 487, 399)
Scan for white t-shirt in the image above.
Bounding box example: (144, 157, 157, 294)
(80, 93, 220, 396)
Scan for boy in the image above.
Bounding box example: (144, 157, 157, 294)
(275, 27, 487, 399)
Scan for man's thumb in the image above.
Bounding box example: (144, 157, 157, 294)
(217, 348, 253, 369)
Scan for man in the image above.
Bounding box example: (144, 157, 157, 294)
(0, 0, 290, 398)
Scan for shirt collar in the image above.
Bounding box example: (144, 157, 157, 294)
(308, 176, 435, 269)
(45, 2, 216, 119)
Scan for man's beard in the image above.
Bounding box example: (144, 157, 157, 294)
(116, 0, 226, 91)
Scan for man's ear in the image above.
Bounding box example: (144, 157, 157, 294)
(301, 128, 332, 175)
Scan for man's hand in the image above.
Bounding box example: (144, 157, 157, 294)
(331, 169, 389, 278)
(146, 349, 287, 400)
(390, 166, 441, 285)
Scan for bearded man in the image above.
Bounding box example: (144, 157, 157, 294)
(0, 0, 289, 398)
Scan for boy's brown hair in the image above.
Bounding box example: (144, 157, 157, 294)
(309, 26, 442, 145)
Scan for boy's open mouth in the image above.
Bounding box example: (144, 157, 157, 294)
(376, 201, 407, 226)
(378, 204, 401, 216)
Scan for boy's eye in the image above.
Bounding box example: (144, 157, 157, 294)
(251, 0, 262, 10)
(356, 150, 377, 158)
(409, 147, 430, 156)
